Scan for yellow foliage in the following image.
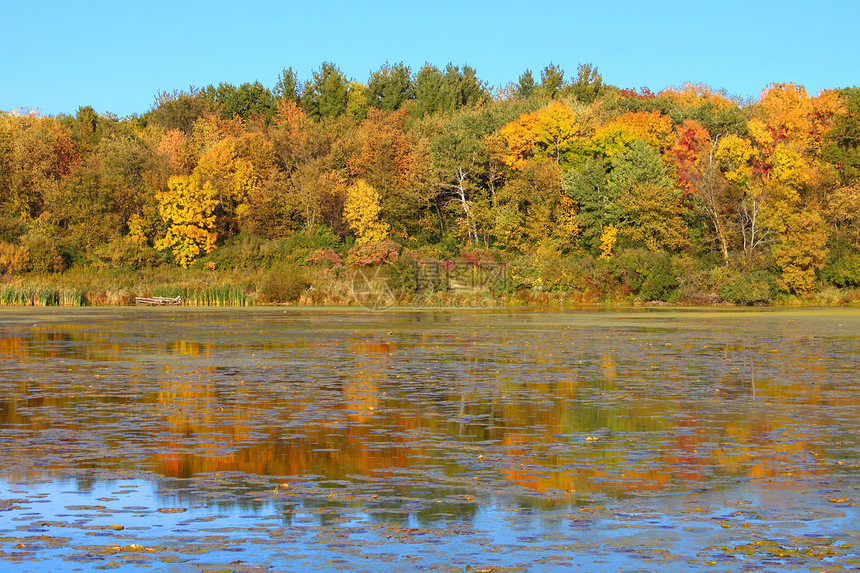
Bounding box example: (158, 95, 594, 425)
(772, 209, 829, 294)
(191, 114, 244, 156)
(500, 102, 581, 167)
(127, 214, 149, 250)
(195, 138, 257, 204)
(599, 225, 618, 259)
(154, 175, 218, 267)
(660, 83, 738, 111)
(599, 111, 674, 154)
(344, 179, 389, 245)
(751, 83, 842, 155)
(500, 111, 539, 169)
(771, 144, 809, 190)
(553, 195, 582, 252)
(591, 124, 638, 161)
(715, 134, 756, 185)
(756, 83, 812, 142)
(533, 102, 579, 163)
(809, 89, 846, 154)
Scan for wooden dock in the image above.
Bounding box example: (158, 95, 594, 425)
(135, 295, 182, 306)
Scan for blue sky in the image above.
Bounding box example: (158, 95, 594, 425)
(2, 0, 858, 117)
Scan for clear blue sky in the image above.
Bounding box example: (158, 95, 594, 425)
(2, 0, 858, 117)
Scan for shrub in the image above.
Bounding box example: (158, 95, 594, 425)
(0, 242, 30, 274)
(0, 216, 26, 243)
(345, 239, 400, 267)
(618, 249, 680, 302)
(718, 269, 777, 304)
(260, 263, 309, 303)
(820, 253, 860, 287)
(307, 248, 343, 269)
(20, 233, 68, 274)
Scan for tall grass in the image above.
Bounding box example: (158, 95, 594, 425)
(0, 268, 257, 307)
(182, 284, 251, 306)
(0, 284, 85, 306)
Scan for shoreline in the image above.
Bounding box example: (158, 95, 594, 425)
(2, 265, 859, 309)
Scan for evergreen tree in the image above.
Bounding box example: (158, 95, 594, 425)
(368, 62, 413, 111)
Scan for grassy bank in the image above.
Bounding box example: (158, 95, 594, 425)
(2, 261, 859, 308)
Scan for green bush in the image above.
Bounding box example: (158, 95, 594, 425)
(20, 233, 68, 274)
(820, 253, 860, 287)
(718, 269, 777, 304)
(260, 263, 309, 303)
(618, 250, 680, 302)
(0, 216, 26, 244)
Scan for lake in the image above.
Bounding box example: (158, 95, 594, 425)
(0, 307, 858, 571)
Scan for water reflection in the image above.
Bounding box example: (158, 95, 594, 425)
(0, 309, 857, 500)
(1, 308, 859, 569)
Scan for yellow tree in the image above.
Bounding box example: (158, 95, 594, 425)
(660, 83, 738, 111)
(499, 102, 580, 167)
(672, 119, 733, 260)
(155, 175, 218, 267)
(772, 209, 829, 294)
(499, 111, 539, 169)
(193, 133, 275, 236)
(728, 84, 840, 271)
(715, 133, 769, 261)
(533, 101, 579, 163)
(344, 179, 389, 245)
(603, 111, 674, 155)
(590, 122, 639, 161)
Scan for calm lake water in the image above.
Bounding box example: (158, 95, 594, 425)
(0, 307, 858, 571)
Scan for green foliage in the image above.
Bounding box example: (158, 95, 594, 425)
(567, 139, 689, 252)
(563, 157, 614, 250)
(260, 262, 309, 302)
(345, 81, 370, 121)
(413, 64, 447, 116)
(539, 63, 565, 99)
(19, 233, 69, 274)
(412, 63, 488, 116)
(143, 88, 217, 133)
(184, 284, 250, 306)
(0, 216, 26, 243)
(617, 249, 680, 301)
(2, 62, 860, 306)
(684, 102, 749, 138)
(202, 228, 341, 270)
(285, 225, 341, 252)
(717, 269, 777, 305)
(203, 82, 276, 120)
(301, 62, 348, 120)
(820, 252, 860, 287)
(515, 70, 535, 99)
(571, 63, 603, 103)
(822, 87, 860, 182)
(274, 67, 299, 103)
(202, 233, 284, 270)
(368, 62, 413, 111)
(69, 105, 103, 151)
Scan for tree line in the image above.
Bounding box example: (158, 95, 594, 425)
(1, 61, 859, 303)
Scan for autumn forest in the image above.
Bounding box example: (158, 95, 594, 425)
(2, 62, 859, 305)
